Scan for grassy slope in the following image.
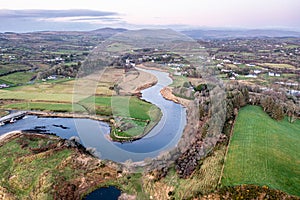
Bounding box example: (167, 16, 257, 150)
(0, 134, 118, 199)
(0, 136, 72, 198)
(222, 105, 300, 196)
(142, 145, 226, 200)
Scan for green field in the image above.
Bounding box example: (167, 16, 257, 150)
(222, 105, 300, 196)
(259, 63, 296, 70)
(82, 96, 162, 138)
(3, 102, 87, 113)
(0, 64, 31, 74)
(0, 71, 36, 85)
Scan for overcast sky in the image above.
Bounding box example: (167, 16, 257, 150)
(0, 0, 299, 32)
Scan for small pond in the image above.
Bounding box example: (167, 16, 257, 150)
(84, 186, 121, 200)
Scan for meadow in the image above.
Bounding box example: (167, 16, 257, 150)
(222, 105, 300, 196)
(0, 71, 35, 85)
(3, 102, 87, 113)
(258, 63, 296, 70)
(81, 96, 162, 138)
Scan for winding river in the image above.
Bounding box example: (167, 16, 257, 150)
(0, 68, 186, 162)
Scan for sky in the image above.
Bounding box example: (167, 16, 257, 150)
(0, 0, 299, 32)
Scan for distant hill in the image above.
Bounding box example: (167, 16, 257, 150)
(181, 29, 300, 39)
(1, 27, 127, 39)
(2, 27, 300, 41)
(89, 27, 127, 37)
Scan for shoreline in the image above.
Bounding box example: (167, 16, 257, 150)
(136, 64, 190, 107)
(27, 111, 111, 122)
(0, 131, 22, 146)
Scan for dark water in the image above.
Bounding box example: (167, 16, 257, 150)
(0, 68, 186, 162)
(83, 186, 121, 200)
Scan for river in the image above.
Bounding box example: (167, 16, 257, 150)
(0, 68, 186, 162)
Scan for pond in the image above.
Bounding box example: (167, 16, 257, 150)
(83, 186, 121, 200)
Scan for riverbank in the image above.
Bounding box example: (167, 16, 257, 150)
(27, 110, 110, 122)
(160, 87, 180, 103)
(0, 131, 121, 199)
(0, 131, 21, 146)
(119, 68, 158, 96)
(137, 64, 191, 107)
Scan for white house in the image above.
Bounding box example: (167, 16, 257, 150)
(221, 69, 232, 73)
(0, 84, 9, 88)
(268, 72, 275, 76)
(254, 70, 261, 74)
(245, 74, 257, 78)
(223, 59, 231, 63)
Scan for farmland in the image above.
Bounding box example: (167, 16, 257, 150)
(3, 102, 86, 113)
(222, 105, 300, 196)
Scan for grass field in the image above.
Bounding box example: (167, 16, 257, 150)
(258, 63, 296, 69)
(0, 90, 75, 102)
(169, 74, 188, 88)
(81, 96, 162, 138)
(81, 96, 159, 120)
(3, 102, 87, 113)
(0, 64, 31, 74)
(222, 105, 300, 196)
(0, 71, 36, 85)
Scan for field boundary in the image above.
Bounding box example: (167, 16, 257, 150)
(218, 112, 239, 185)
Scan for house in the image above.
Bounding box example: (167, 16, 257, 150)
(268, 72, 275, 76)
(47, 75, 57, 80)
(233, 62, 242, 65)
(254, 70, 261, 74)
(0, 84, 9, 88)
(223, 59, 231, 63)
(245, 74, 257, 78)
(174, 72, 182, 76)
(275, 73, 281, 77)
(221, 69, 232, 73)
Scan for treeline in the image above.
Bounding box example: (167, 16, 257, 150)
(248, 86, 299, 122)
(36, 62, 81, 79)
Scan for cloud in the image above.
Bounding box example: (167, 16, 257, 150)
(0, 9, 118, 19)
(0, 9, 124, 32)
(69, 17, 122, 22)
